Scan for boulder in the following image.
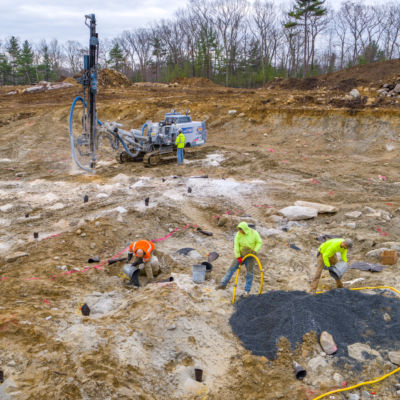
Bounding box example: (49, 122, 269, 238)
(228, 110, 237, 115)
(295, 201, 337, 214)
(393, 83, 400, 93)
(349, 88, 361, 99)
(5, 252, 29, 263)
(320, 331, 337, 355)
(279, 206, 317, 221)
(389, 350, 400, 365)
(366, 248, 390, 261)
(257, 227, 282, 237)
(381, 242, 400, 252)
(0, 204, 13, 213)
(347, 343, 381, 362)
(345, 211, 362, 219)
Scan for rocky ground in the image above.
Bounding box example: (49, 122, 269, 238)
(0, 66, 400, 399)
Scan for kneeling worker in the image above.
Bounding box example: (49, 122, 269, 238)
(217, 222, 262, 297)
(127, 239, 160, 287)
(310, 238, 353, 293)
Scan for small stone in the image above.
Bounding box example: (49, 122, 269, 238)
(228, 110, 237, 115)
(307, 355, 327, 372)
(320, 331, 337, 355)
(345, 211, 362, 219)
(53, 256, 60, 260)
(361, 390, 371, 399)
(383, 312, 391, 321)
(238, 112, 245, 117)
(346, 222, 356, 229)
(333, 372, 344, 385)
(217, 216, 228, 227)
(167, 324, 177, 330)
(76, 229, 82, 235)
(80, 233, 87, 238)
(347, 394, 360, 400)
(90, 242, 96, 249)
(349, 88, 361, 98)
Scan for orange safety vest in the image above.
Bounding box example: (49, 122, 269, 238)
(128, 239, 155, 261)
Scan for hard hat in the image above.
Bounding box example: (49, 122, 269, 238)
(178, 128, 183, 133)
(344, 238, 353, 248)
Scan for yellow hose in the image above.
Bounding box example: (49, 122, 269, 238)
(232, 254, 263, 304)
(313, 285, 400, 400)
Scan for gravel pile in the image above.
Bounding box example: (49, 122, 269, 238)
(230, 289, 400, 360)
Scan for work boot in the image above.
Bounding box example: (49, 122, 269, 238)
(242, 291, 250, 298)
(216, 284, 226, 290)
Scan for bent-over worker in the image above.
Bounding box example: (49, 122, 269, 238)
(127, 239, 160, 287)
(217, 222, 262, 297)
(175, 128, 185, 165)
(310, 238, 353, 293)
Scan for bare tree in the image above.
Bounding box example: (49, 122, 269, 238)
(214, 0, 249, 86)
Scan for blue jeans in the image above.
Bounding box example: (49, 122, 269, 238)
(177, 148, 184, 165)
(221, 258, 254, 292)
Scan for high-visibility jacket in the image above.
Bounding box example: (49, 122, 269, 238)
(128, 239, 155, 261)
(234, 222, 262, 258)
(318, 238, 347, 267)
(175, 132, 185, 149)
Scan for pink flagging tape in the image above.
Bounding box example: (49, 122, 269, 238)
(24, 277, 43, 281)
(43, 299, 50, 305)
(0, 277, 8, 281)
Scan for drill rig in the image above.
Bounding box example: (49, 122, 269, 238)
(69, 14, 207, 172)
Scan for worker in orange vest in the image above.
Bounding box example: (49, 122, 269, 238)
(127, 239, 160, 287)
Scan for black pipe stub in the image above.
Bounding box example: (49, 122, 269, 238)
(33, 232, 39, 239)
(188, 187, 192, 193)
(293, 361, 306, 380)
(0, 370, 4, 383)
(25, 213, 29, 218)
(84, 195, 89, 203)
(81, 303, 90, 316)
(194, 368, 203, 382)
(145, 197, 150, 206)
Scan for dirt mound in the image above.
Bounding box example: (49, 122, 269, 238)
(267, 59, 400, 92)
(230, 289, 400, 360)
(98, 68, 132, 88)
(63, 77, 80, 86)
(171, 77, 217, 87)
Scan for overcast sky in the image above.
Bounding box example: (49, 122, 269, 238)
(0, 0, 380, 45)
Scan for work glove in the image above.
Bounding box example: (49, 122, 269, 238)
(127, 252, 133, 263)
(237, 257, 243, 264)
(138, 263, 145, 271)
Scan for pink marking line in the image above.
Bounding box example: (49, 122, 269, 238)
(24, 277, 43, 281)
(0, 277, 8, 282)
(43, 299, 50, 305)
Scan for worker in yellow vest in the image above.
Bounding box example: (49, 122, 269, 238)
(175, 128, 185, 165)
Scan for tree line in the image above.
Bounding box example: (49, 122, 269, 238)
(1, 0, 400, 88)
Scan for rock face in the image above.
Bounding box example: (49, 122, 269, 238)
(294, 201, 337, 214)
(320, 331, 337, 355)
(279, 206, 318, 220)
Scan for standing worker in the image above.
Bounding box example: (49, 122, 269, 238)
(310, 238, 353, 293)
(217, 222, 262, 297)
(175, 128, 185, 165)
(126, 239, 160, 287)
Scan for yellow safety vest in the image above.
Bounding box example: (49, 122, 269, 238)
(175, 133, 185, 149)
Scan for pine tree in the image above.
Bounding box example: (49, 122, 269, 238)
(0, 53, 11, 85)
(108, 43, 124, 71)
(285, 0, 327, 77)
(18, 40, 34, 84)
(6, 36, 20, 84)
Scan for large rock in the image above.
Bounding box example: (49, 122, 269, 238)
(295, 201, 337, 214)
(389, 350, 400, 365)
(393, 83, 400, 93)
(5, 252, 29, 263)
(279, 206, 317, 221)
(347, 343, 381, 362)
(307, 355, 327, 372)
(320, 331, 337, 355)
(345, 211, 362, 219)
(366, 248, 390, 261)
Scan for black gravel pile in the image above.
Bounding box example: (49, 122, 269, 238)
(230, 289, 400, 360)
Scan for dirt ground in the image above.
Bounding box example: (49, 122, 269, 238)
(1, 67, 400, 399)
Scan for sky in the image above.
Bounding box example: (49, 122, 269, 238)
(0, 0, 382, 45)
